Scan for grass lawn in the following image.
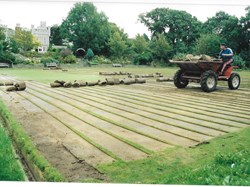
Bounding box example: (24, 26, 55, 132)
(0, 66, 249, 88)
(0, 121, 25, 181)
(99, 127, 250, 185)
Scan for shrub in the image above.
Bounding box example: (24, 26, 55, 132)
(94, 56, 112, 64)
(195, 34, 223, 57)
(172, 53, 187, 61)
(12, 53, 32, 64)
(112, 57, 132, 65)
(133, 52, 153, 65)
(60, 54, 77, 64)
(44, 51, 60, 60)
(85, 48, 94, 61)
(40, 57, 59, 66)
(60, 48, 72, 58)
(0, 51, 15, 64)
(233, 55, 246, 69)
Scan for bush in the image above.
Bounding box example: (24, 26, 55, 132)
(60, 54, 77, 64)
(172, 53, 187, 61)
(133, 52, 153, 65)
(21, 51, 43, 58)
(240, 48, 250, 68)
(195, 34, 223, 57)
(233, 55, 246, 69)
(0, 51, 15, 64)
(12, 53, 32, 64)
(94, 56, 112, 64)
(60, 48, 72, 58)
(44, 51, 60, 60)
(85, 48, 94, 61)
(112, 57, 132, 65)
(40, 57, 59, 66)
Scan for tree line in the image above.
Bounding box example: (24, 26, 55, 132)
(1, 2, 250, 67)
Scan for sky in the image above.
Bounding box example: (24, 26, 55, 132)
(0, 0, 249, 38)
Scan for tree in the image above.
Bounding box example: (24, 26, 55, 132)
(50, 25, 63, 45)
(0, 26, 5, 41)
(132, 34, 152, 65)
(239, 7, 250, 67)
(85, 48, 94, 61)
(13, 29, 40, 51)
(139, 8, 202, 53)
(202, 11, 241, 53)
(133, 34, 149, 54)
(149, 33, 172, 64)
(61, 2, 111, 54)
(195, 34, 222, 57)
(108, 31, 130, 59)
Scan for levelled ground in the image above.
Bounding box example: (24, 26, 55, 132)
(0, 67, 249, 183)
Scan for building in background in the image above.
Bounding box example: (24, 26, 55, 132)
(31, 21, 50, 53)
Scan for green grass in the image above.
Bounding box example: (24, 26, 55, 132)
(98, 127, 250, 185)
(0, 100, 66, 182)
(0, 121, 25, 181)
(1, 66, 249, 88)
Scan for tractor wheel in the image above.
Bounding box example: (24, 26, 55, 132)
(228, 73, 240, 90)
(200, 70, 217, 92)
(174, 69, 189, 88)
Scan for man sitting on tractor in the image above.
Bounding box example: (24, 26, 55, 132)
(219, 43, 234, 75)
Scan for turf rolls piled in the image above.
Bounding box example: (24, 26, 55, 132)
(15, 82, 26, 91)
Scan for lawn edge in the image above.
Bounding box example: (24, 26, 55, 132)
(0, 99, 66, 182)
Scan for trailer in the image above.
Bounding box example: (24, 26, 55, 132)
(171, 60, 240, 92)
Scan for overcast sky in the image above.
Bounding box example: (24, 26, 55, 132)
(0, 0, 249, 38)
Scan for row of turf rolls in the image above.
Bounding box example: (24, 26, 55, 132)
(0, 81, 26, 91)
(50, 78, 146, 88)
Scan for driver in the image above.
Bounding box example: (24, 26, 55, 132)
(219, 43, 234, 75)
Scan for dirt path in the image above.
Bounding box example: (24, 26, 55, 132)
(0, 76, 249, 182)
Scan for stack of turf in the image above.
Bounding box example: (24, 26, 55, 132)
(99, 71, 132, 76)
(106, 78, 120, 85)
(5, 81, 26, 92)
(156, 77, 173, 82)
(86, 80, 99, 86)
(172, 54, 213, 62)
(129, 72, 163, 78)
(50, 80, 88, 88)
(120, 78, 146, 85)
(50, 77, 146, 88)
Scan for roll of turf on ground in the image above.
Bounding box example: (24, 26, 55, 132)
(156, 77, 170, 82)
(54, 80, 66, 86)
(72, 82, 80, 88)
(78, 81, 87, 87)
(134, 75, 140, 78)
(98, 80, 107, 86)
(113, 78, 120, 85)
(15, 81, 26, 91)
(63, 82, 72, 88)
(6, 86, 17, 92)
(50, 83, 62, 88)
(87, 81, 99, 86)
(135, 78, 146, 84)
(106, 78, 115, 85)
(4, 81, 14, 86)
(0, 82, 4, 86)
(123, 79, 136, 85)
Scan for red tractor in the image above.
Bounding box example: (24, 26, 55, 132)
(172, 60, 241, 92)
